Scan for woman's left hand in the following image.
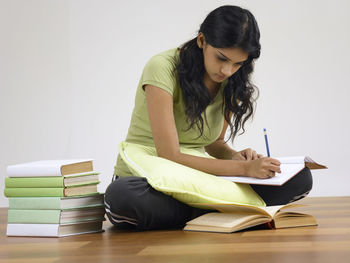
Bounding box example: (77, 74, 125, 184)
(232, 148, 263, 161)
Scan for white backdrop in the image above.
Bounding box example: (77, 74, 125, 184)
(1, 0, 349, 207)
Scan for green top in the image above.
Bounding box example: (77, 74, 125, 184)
(114, 48, 227, 176)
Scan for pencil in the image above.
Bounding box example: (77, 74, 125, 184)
(263, 128, 270, 157)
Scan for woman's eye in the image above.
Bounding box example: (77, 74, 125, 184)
(217, 56, 227, 62)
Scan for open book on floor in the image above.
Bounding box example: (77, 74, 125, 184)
(220, 156, 327, 186)
(184, 203, 317, 233)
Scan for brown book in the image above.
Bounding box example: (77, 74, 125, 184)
(184, 203, 317, 233)
(64, 184, 98, 197)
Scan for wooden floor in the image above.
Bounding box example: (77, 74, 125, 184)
(1, 196, 350, 263)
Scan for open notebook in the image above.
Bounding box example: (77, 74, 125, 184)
(220, 156, 327, 186)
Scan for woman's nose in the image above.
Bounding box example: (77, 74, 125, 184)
(221, 64, 239, 77)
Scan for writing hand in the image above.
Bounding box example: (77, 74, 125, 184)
(245, 157, 281, 179)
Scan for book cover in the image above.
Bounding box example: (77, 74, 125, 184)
(6, 220, 104, 237)
(5, 172, 100, 188)
(4, 184, 98, 197)
(7, 207, 106, 224)
(8, 194, 104, 210)
(7, 159, 94, 177)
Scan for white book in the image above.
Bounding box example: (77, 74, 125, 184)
(220, 156, 327, 186)
(6, 220, 104, 237)
(7, 159, 93, 177)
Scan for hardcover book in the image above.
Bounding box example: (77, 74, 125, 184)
(8, 194, 104, 210)
(4, 184, 98, 197)
(7, 159, 94, 177)
(184, 203, 317, 233)
(6, 220, 105, 237)
(5, 172, 100, 188)
(7, 207, 106, 224)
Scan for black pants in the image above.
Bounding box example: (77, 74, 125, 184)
(104, 168, 312, 230)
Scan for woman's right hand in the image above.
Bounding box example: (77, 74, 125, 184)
(245, 157, 281, 179)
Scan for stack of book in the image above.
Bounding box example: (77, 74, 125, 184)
(4, 159, 106, 237)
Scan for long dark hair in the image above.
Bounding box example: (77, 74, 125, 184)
(177, 5, 261, 142)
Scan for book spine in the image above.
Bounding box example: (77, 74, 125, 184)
(5, 177, 64, 188)
(7, 223, 59, 237)
(9, 197, 62, 209)
(7, 209, 61, 224)
(4, 188, 64, 197)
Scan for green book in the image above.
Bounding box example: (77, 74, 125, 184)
(6, 221, 104, 237)
(7, 207, 106, 224)
(8, 194, 104, 210)
(5, 172, 100, 188)
(4, 183, 98, 197)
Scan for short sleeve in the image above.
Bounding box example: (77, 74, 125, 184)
(141, 54, 177, 96)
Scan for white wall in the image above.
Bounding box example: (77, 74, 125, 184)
(1, 0, 349, 207)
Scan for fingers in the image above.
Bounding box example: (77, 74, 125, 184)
(260, 157, 281, 174)
(257, 170, 275, 179)
(262, 157, 281, 173)
(268, 170, 276, 178)
(232, 153, 246, 161)
(267, 163, 281, 173)
(236, 154, 246, 161)
(252, 150, 258, 160)
(242, 148, 258, 161)
(268, 157, 281, 166)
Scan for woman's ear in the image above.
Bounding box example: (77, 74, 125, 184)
(197, 32, 205, 49)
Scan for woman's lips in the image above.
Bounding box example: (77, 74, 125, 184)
(216, 74, 226, 81)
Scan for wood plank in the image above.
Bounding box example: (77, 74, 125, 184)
(1, 196, 350, 263)
(138, 240, 350, 256)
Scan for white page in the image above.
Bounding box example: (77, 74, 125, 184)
(220, 161, 305, 186)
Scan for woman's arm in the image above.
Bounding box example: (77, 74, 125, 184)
(145, 85, 280, 178)
(205, 113, 237, 160)
(205, 115, 262, 161)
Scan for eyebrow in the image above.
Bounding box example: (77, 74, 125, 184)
(217, 50, 247, 64)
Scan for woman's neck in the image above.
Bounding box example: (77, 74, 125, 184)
(203, 73, 220, 98)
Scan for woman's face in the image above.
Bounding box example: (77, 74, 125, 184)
(197, 33, 249, 84)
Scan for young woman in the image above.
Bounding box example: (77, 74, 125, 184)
(105, 5, 312, 230)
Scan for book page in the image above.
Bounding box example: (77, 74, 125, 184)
(186, 212, 266, 228)
(264, 203, 306, 217)
(191, 203, 272, 216)
(190, 203, 306, 218)
(276, 156, 305, 164)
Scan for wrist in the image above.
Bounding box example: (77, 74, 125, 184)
(242, 161, 250, 176)
(228, 160, 250, 176)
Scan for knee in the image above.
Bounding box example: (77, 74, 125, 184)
(288, 167, 313, 203)
(298, 167, 313, 195)
(104, 176, 148, 213)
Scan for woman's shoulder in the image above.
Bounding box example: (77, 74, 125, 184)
(141, 48, 180, 95)
(146, 48, 180, 69)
